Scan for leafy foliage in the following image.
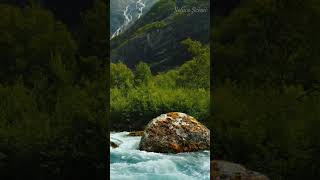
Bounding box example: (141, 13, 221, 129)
(0, 1, 108, 179)
(178, 39, 210, 89)
(212, 0, 320, 179)
(134, 62, 152, 86)
(111, 62, 134, 89)
(110, 39, 210, 130)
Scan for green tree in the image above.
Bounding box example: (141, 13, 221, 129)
(134, 62, 152, 86)
(213, 0, 320, 88)
(177, 39, 210, 89)
(111, 62, 134, 89)
(78, 0, 108, 58)
(0, 4, 76, 85)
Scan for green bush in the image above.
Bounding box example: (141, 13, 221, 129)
(111, 85, 209, 130)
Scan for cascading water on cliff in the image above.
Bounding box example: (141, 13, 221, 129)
(136, 0, 146, 19)
(110, 0, 158, 39)
(110, 132, 210, 180)
(111, 5, 132, 39)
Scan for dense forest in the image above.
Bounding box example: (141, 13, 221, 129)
(0, 0, 108, 179)
(1, 0, 320, 179)
(109, 0, 210, 131)
(110, 38, 210, 130)
(212, 0, 320, 179)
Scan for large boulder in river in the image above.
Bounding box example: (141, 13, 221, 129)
(139, 112, 210, 153)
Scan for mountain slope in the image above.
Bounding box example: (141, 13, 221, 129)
(110, 0, 159, 38)
(110, 0, 210, 72)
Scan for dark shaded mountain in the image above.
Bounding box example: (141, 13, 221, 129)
(213, 0, 242, 16)
(110, 0, 210, 72)
(0, 0, 94, 28)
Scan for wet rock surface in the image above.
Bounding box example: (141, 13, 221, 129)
(110, 141, 119, 148)
(127, 131, 144, 136)
(110, 136, 123, 149)
(211, 160, 270, 180)
(139, 112, 210, 153)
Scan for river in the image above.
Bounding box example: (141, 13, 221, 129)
(110, 132, 210, 180)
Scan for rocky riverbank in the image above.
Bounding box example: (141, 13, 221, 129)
(110, 112, 270, 179)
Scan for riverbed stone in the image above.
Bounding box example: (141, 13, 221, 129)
(110, 141, 119, 148)
(211, 160, 270, 180)
(139, 112, 210, 153)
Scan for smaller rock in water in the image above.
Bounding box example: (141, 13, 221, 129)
(110, 141, 119, 148)
(211, 160, 270, 180)
(139, 112, 210, 153)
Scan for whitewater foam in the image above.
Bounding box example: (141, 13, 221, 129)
(110, 132, 210, 180)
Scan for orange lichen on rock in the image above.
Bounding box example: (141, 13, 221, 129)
(167, 112, 179, 119)
(169, 143, 181, 152)
(139, 112, 210, 153)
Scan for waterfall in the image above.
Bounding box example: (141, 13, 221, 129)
(136, 0, 146, 19)
(111, 0, 147, 39)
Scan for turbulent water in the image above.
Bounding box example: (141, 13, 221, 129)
(110, 132, 210, 180)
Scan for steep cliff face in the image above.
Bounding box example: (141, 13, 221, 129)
(110, 0, 159, 38)
(110, 0, 132, 36)
(110, 0, 210, 72)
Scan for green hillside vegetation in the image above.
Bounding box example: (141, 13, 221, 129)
(110, 38, 210, 130)
(0, 1, 108, 179)
(212, 0, 320, 179)
(133, 21, 166, 37)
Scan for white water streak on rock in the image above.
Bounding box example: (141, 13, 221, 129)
(111, 0, 146, 39)
(111, 5, 132, 39)
(136, 0, 146, 19)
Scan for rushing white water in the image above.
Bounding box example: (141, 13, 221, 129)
(110, 132, 210, 180)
